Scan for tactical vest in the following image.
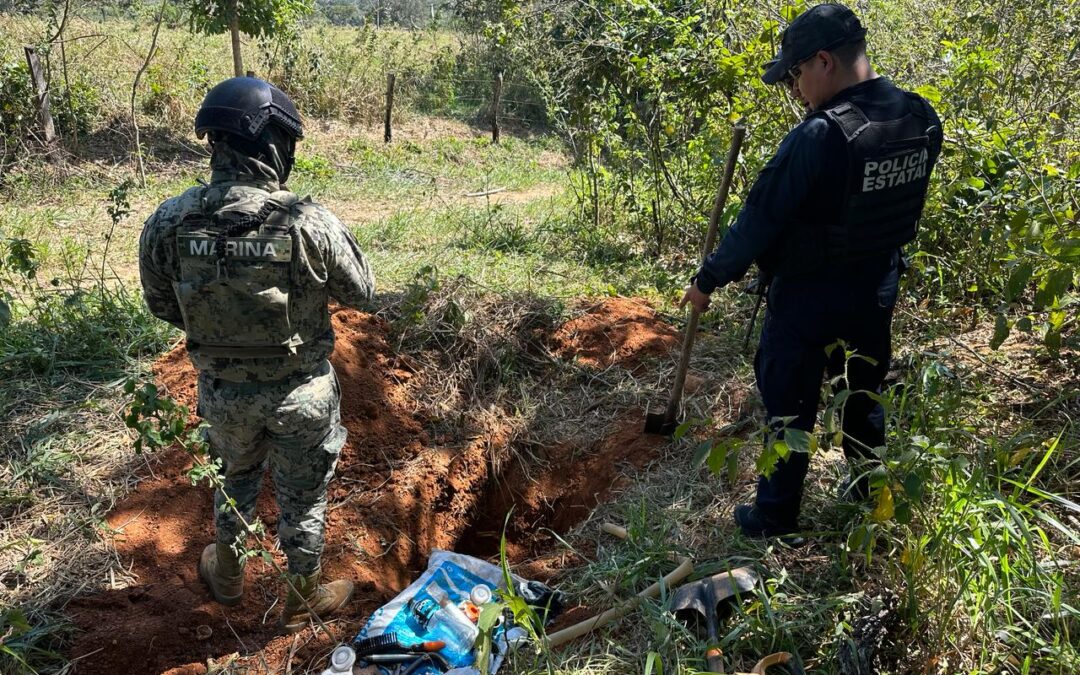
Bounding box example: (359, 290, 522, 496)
(174, 188, 313, 358)
(822, 93, 935, 262)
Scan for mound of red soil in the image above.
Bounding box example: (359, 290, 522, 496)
(67, 302, 676, 674)
(548, 297, 680, 368)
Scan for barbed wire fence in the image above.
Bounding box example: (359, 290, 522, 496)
(10, 30, 550, 182)
(379, 68, 547, 145)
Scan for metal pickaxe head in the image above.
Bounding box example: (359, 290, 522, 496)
(669, 566, 759, 626)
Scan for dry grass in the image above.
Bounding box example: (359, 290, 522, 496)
(0, 377, 151, 614)
(507, 298, 1079, 674)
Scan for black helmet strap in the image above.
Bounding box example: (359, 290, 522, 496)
(209, 126, 295, 185)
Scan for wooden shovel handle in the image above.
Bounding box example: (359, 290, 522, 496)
(663, 124, 747, 424)
(544, 557, 695, 648)
(600, 522, 628, 539)
(705, 647, 725, 672)
(751, 651, 795, 674)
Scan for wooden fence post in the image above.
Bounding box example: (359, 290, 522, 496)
(23, 46, 56, 144)
(384, 73, 396, 144)
(492, 71, 503, 144)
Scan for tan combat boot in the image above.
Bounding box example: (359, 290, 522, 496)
(280, 570, 354, 633)
(198, 543, 245, 606)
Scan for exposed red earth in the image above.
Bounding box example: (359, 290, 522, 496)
(67, 298, 679, 673)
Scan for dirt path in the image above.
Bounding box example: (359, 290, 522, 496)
(66, 298, 679, 674)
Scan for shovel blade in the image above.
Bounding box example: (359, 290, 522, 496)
(643, 411, 677, 436)
(670, 567, 759, 618)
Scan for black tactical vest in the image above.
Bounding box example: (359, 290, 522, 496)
(174, 189, 312, 358)
(822, 93, 935, 262)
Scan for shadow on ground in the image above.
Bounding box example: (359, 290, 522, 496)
(63, 297, 710, 674)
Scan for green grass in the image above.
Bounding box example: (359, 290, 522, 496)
(0, 607, 68, 675)
(353, 197, 677, 300)
(293, 133, 568, 202)
(0, 11, 1076, 669)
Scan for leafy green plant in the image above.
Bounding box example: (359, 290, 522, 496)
(0, 59, 37, 149)
(293, 153, 335, 179)
(842, 355, 1080, 669)
(0, 607, 67, 675)
(685, 341, 1079, 669)
(52, 74, 101, 138)
(395, 264, 443, 330)
(474, 511, 555, 674)
(458, 203, 539, 254)
(679, 331, 1079, 670)
(0, 181, 171, 379)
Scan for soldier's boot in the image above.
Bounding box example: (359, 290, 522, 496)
(281, 570, 354, 634)
(198, 543, 245, 606)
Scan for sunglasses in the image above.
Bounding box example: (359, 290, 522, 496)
(786, 55, 814, 81)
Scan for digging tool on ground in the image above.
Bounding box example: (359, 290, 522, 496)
(670, 566, 759, 672)
(591, 524, 799, 674)
(543, 524, 694, 648)
(543, 557, 694, 648)
(645, 124, 747, 435)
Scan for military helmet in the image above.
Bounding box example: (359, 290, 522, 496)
(195, 77, 303, 141)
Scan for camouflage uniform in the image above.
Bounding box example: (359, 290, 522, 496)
(139, 142, 374, 575)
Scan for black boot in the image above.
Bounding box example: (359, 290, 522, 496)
(734, 504, 799, 538)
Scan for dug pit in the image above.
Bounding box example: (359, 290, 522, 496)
(66, 297, 680, 674)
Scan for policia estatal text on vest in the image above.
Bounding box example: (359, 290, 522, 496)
(680, 4, 943, 539)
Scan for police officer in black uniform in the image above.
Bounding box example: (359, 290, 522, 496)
(680, 4, 943, 537)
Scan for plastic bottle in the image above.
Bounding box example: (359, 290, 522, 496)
(431, 596, 480, 651)
(320, 645, 356, 675)
(470, 584, 493, 606)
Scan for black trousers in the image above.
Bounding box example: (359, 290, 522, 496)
(752, 256, 900, 524)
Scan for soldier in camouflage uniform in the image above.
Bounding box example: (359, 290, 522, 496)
(138, 77, 374, 632)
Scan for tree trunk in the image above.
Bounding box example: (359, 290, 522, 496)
(229, 0, 243, 77)
(23, 47, 56, 145)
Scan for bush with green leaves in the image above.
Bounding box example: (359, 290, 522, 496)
(0, 181, 174, 380)
(494, 0, 1077, 354)
(141, 56, 213, 127)
(0, 58, 38, 150)
(0, 288, 173, 379)
(683, 342, 1080, 670)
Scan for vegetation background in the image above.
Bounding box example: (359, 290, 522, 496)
(0, 0, 1077, 673)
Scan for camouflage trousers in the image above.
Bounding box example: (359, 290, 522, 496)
(196, 360, 346, 575)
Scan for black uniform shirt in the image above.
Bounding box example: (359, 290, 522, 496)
(695, 77, 943, 293)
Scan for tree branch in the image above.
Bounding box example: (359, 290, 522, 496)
(131, 0, 169, 187)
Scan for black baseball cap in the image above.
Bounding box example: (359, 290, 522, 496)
(761, 4, 867, 85)
(762, 51, 789, 83)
